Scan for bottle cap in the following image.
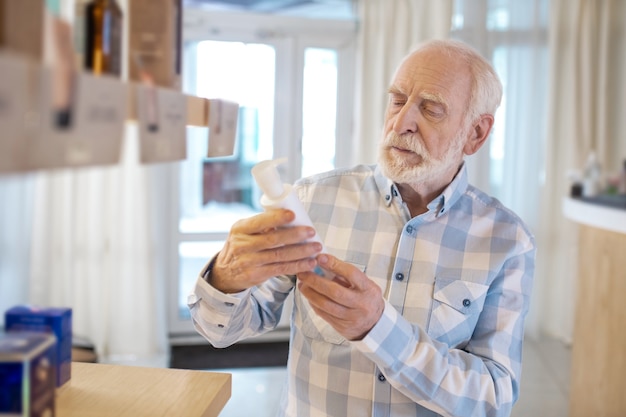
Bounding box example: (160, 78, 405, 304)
(251, 158, 288, 199)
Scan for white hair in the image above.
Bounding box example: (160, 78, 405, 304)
(408, 39, 503, 125)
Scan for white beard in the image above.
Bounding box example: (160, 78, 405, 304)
(378, 128, 467, 187)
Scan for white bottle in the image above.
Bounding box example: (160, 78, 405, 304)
(618, 159, 626, 195)
(582, 152, 603, 197)
(251, 158, 330, 278)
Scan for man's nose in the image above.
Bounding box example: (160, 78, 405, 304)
(392, 104, 418, 135)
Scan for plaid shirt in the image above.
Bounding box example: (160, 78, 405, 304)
(189, 163, 536, 417)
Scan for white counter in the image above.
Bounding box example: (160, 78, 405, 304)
(562, 196, 626, 234)
(562, 196, 626, 417)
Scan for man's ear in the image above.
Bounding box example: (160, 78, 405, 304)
(463, 114, 494, 155)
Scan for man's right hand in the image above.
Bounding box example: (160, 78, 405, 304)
(209, 209, 323, 293)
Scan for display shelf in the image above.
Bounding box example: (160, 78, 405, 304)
(0, 50, 217, 171)
(0, 50, 210, 127)
(56, 362, 231, 417)
(125, 82, 209, 127)
(563, 196, 626, 417)
(562, 196, 626, 235)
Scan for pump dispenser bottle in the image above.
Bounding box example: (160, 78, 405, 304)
(251, 158, 330, 278)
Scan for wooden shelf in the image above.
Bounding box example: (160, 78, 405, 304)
(0, 50, 211, 127)
(124, 81, 210, 127)
(186, 94, 210, 127)
(0, 51, 221, 171)
(56, 362, 231, 417)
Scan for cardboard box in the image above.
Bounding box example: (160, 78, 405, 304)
(128, 0, 182, 90)
(0, 332, 56, 417)
(5, 306, 72, 387)
(0, 0, 45, 60)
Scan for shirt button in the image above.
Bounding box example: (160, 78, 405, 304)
(395, 273, 404, 281)
(406, 226, 413, 233)
(463, 299, 471, 307)
(385, 195, 391, 201)
(378, 373, 386, 382)
(217, 324, 225, 328)
(224, 302, 235, 307)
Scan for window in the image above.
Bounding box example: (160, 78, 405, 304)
(451, 0, 549, 230)
(302, 48, 338, 177)
(168, 9, 356, 336)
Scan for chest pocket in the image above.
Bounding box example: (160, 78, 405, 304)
(427, 277, 489, 347)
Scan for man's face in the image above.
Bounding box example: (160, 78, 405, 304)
(378, 48, 473, 188)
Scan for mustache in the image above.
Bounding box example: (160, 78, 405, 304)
(383, 132, 428, 156)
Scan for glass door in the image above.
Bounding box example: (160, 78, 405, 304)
(174, 40, 277, 331)
(168, 12, 356, 337)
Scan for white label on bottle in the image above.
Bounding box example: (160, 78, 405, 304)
(207, 99, 239, 158)
(136, 84, 187, 163)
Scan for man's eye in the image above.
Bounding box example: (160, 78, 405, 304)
(422, 104, 445, 118)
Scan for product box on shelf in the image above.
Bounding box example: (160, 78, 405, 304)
(5, 306, 72, 387)
(128, 0, 182, 90)
(0, 331, 56, 417)
(0, 0, 45, 59)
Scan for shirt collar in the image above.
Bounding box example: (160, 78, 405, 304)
(374, 165, 397, 208)
(374, 162, 469, 217)
(429, 163, 468, 217)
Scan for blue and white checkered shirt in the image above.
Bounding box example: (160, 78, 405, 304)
(189, 163, 536, 417)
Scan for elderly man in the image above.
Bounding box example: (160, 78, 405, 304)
(189, 39, 535, 417)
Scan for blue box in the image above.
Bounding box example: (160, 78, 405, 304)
(5, 306, 72, 387)
(0, 332, 56, 417)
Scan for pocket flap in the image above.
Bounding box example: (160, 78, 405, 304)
(433, 278, 489, 315)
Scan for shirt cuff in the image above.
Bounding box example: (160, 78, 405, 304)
(187, 271, 252, 339)
(188, 259, 250, 310)
(352, 301, 415, 356)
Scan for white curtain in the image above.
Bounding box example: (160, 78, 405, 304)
(352, 0, 453, 165)
(28, 126, 169, 362)
(0, 0, 170, 363)
(536, 0, 626, 343)
(0, 175, 35, 323)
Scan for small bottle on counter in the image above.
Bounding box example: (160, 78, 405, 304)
(582, 152, 603, 197)
(618, 159, 626, 195)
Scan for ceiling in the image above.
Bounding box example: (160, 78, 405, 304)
(183, 0, 355, 19)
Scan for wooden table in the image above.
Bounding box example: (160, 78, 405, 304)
(56, 362, 231, 417)
(563, 197, 626, 417)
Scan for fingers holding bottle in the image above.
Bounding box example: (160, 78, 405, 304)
(209, 209, 323, 293)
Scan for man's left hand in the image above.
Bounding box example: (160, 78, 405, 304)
(297, 254, 384, 341)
